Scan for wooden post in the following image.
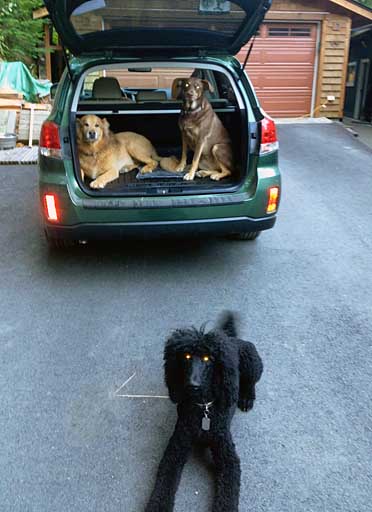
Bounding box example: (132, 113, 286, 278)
(339, 17, 352, 119)
(314, 19, 327, 117)
(28, 106, 35, 148)
(44, 23, 52, 82)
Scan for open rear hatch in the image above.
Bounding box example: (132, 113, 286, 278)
(43, 0, 272, 56)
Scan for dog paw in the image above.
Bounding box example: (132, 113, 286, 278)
(140, 165, 154, 174)
(89, 179, 105, 189)
(183, 172, 195, 181)
(175, 165, 186, 173)
(196, 170, 210, 178)
(238, 398, 254, 412)
(210, 172, 223, 181)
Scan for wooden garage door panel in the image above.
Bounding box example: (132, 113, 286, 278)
(242, 45, 316, 65)
(261, 48, 315, 64)
(239, 23, 318, 117)
(249, 66, 315, 88)
(262, 95, 307, 118)
(259, 91, 312, 117)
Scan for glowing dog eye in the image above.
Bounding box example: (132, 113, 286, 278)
(202, 356, 209, 362)
(185, 83, 189, 88)
(185, 354, 192, 360)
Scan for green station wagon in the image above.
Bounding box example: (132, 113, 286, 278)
(39, 0, 280, 248)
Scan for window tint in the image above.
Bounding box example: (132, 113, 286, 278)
(71, 0, 246, 37)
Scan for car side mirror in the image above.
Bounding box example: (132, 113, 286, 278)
(50, 83, 58, 100)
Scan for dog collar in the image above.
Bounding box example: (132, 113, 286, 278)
(181, 106, 203, 116)
(196, 401, 214, 432)
(196, 400, 214, 409)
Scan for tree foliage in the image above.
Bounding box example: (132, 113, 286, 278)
(355, 0, 372, 9)
(0, 0, 44, 63)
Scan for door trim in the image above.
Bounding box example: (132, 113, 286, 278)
(354, 58, 371, 119)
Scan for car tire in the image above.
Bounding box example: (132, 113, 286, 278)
(45, 231, 76, 250)
(228, 231, 261, 241)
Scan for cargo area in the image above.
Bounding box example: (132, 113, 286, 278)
(71, 64, 251, 196)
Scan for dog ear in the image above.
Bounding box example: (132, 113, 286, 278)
(202, 80, 214, 94)
(172, 78, 185, 99)
(101, 117, 110, 137)
(164, 330, 189, 404)
(213, 338, 239, 408)
(218, 311, 238, 338)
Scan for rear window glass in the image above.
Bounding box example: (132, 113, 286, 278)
(79, 66, 225, 101)
(71, 0, 246, 37)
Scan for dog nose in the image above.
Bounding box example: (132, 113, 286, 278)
(88, 131, 96, 138)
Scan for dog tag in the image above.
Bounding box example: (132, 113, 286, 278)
(202, 416, 210, 431)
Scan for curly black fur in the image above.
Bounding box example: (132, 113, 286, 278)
(145, 311, 263, 512)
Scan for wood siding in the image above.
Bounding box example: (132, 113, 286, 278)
(315, 15, 351, 117)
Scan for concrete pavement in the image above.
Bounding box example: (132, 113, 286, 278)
(0, 122, 371, 511)
(341, 117, 372, 150)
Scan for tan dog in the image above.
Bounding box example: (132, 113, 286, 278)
(163, 77, 234, 181)
(76, 115, 162, 189)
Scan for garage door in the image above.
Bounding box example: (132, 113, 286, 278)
(238, 23, 318, 117)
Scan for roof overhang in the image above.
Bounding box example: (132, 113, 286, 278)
(351, 22, 372, 37)
(328, 0, 372, 20)
(33, 1, 372, 22)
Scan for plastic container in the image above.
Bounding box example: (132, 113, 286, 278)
(0, 133, 17, 150)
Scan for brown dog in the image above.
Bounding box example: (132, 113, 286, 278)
(167, 77, 234, 181)
(76, 115, 162, 189)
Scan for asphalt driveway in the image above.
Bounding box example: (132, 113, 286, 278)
(0, 123, 371, 511)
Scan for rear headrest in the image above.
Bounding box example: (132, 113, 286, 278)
(92, 77, 123, 99)
(136, 90, 168, 102)
(171, 78, 185, 100)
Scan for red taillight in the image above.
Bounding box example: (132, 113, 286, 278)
(260, 115, 279, 155)
(44, 194, 59, 222)
(39, 121, 62, 158)
(267, 187, 280, 214)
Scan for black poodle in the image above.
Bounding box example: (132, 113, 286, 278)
(145, 311, 263, 512)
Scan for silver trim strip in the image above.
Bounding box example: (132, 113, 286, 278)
(76, 109, 236, 115)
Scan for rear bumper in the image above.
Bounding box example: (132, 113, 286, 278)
(45, 215, 276, 240)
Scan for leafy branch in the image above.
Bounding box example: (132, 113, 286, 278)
(0, 0, 44, 63)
